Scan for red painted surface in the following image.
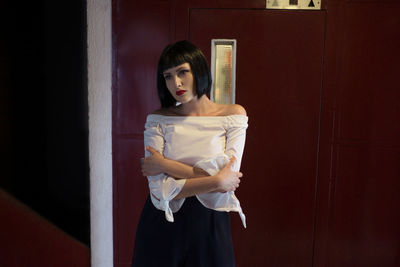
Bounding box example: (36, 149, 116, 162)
(314, 3, 400, 266)
(113, 0, 400, 266)
(189, 9, 325, 266)
(0, 189, 90, 267)
(112, 1, 172, 265)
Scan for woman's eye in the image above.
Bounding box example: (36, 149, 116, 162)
(164, 75, 171, 80)
(179, 70, 189, 76)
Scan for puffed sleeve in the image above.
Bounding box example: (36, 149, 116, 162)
(225, 115, 248, 171)
(144, 116, 186, 222)
(194, 115, 248, 228)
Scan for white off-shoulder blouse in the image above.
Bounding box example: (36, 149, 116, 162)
(144, 114, 248, 228)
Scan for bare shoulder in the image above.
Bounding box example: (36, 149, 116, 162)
(224, 104, 247, 116)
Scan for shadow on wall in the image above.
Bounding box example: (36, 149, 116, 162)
(0, 189, 90, 267)
(1, 1, 90, 245)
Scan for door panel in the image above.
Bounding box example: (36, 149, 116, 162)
(113, 1, 400, 266)
(324, 5, 400, 266)
(112, 2, 172, 266)
(190, 9, 325, 266)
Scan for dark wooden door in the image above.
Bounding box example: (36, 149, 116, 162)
(113, 1, 400, 266)
(189, 9, 325, 266)
(112, 2, 326, 266)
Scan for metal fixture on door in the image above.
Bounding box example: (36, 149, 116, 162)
(266, 0, 321, 9)
(211, 39, 237, 105)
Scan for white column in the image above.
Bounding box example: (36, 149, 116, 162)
(87, 0, 113, 266)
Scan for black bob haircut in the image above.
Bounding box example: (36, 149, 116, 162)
(156, 40, 212, 108)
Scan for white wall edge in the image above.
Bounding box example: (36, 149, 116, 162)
(87, 0, 113, 266)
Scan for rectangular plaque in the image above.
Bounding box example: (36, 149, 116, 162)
(211, 39, 237, 104)
(267, 0, 321, 9)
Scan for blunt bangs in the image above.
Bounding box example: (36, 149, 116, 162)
(156, 40, 212, 108)
(158, 48, 189, 73)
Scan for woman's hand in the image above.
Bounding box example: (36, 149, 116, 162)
(214, 157, 243, 192)
(140, 146, 166, 176)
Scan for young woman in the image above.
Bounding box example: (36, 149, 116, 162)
(132, 40, 248, 267)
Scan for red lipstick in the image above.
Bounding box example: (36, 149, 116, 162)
(176, 90, 186, 96)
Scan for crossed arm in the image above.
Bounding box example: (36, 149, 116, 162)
(141, 146, 209, 178)
(140, 146, 242, 199)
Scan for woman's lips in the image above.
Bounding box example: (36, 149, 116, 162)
(176, 90, 186, 96)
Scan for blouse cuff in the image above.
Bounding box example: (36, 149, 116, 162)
(148, 175, 186, 222)
(193, 153, 230, 176)
(193, 155, 247, 228)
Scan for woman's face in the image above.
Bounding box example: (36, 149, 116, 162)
(162, 62, 196, 104)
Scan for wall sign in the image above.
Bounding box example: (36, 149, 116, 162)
(266, 0, 321, 9)
(210, 39, 237, 104)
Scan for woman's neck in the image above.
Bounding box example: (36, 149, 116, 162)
(178, 95, 216, 116)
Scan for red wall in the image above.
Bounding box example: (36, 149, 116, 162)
(314, 2, 400, 266)
(112, 0, 400, 266)
(0, 189, 90, 267)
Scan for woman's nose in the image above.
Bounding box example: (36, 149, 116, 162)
(174, 76, 182, 88)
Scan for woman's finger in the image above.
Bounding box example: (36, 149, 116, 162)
(226, 156, 236, 168)
(146, 146, 157, 154)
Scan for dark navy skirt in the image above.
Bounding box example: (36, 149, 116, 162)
(132, 195, 235, 267)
